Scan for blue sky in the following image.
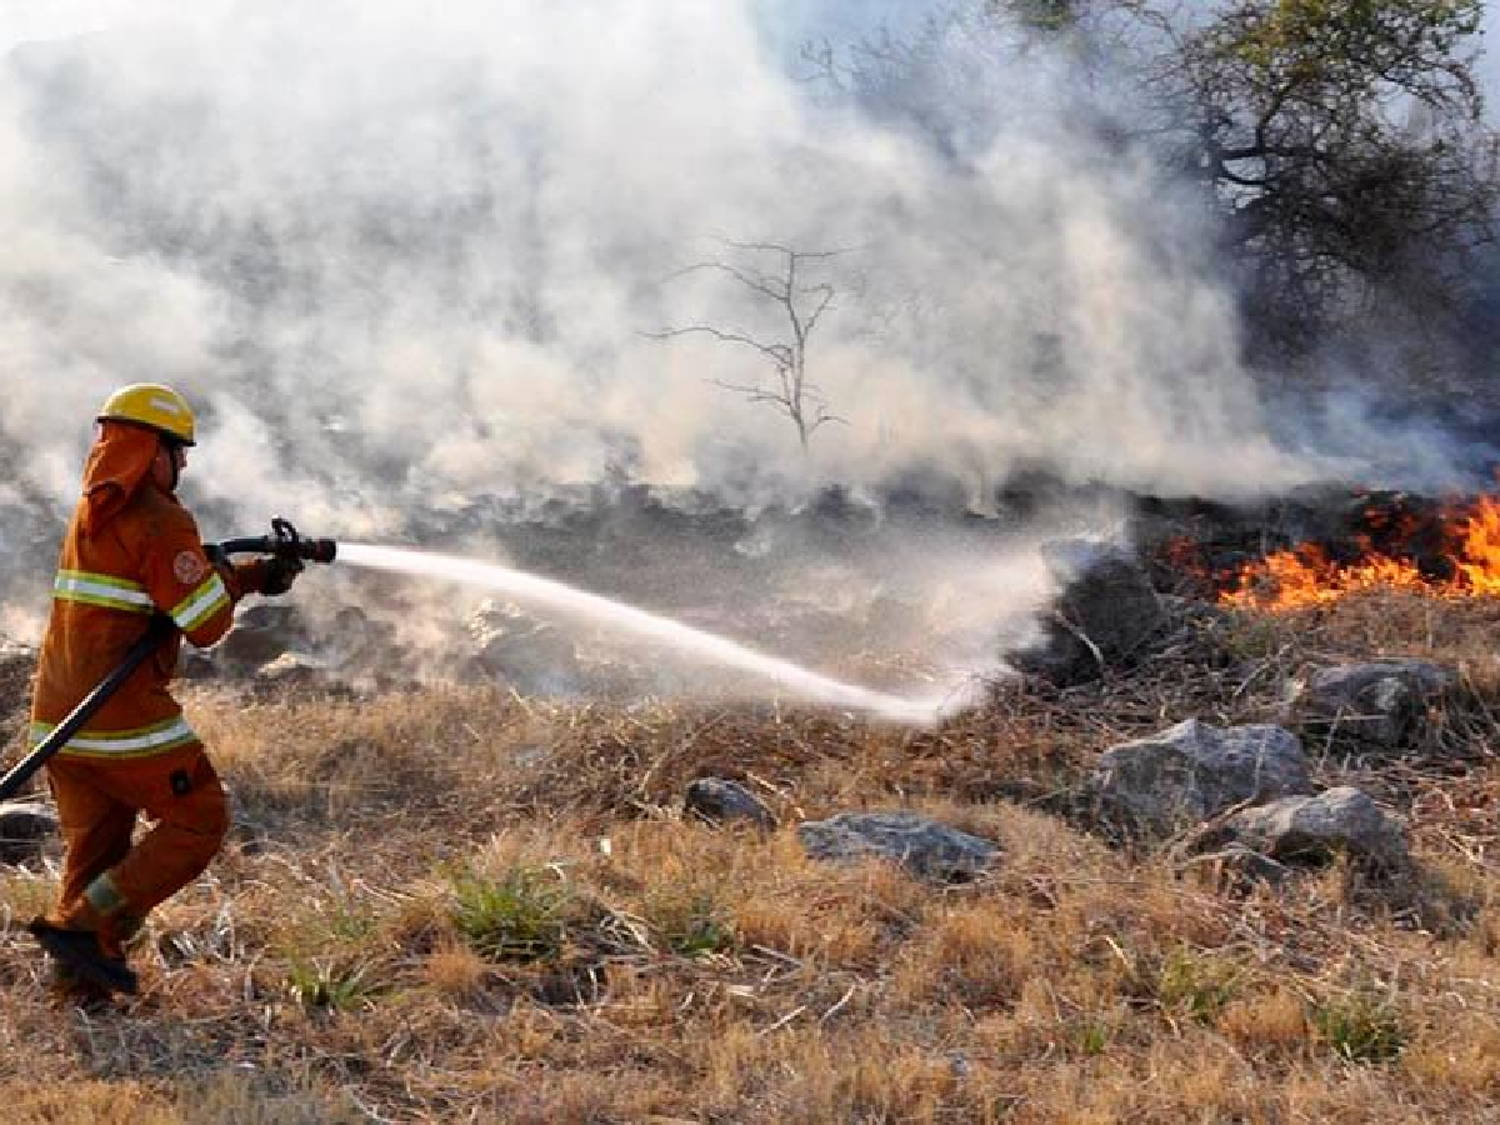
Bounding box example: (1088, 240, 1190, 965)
(761, 0, 931, 44)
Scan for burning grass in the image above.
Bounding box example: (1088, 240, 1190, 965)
(1215, 494, 1500, 610)
(1, 589, 1499, 1120)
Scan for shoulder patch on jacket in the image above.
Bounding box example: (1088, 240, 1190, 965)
(173, 550, 207, 585)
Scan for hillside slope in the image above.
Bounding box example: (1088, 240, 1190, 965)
(0, 590, 1498, 1122)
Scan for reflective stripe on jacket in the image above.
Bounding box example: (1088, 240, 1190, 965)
(31, 481, 253, 760)
(28, 715, 200, 760)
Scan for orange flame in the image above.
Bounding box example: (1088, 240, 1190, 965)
(1456, 496, 1500, 596)
(1222, 496, 1500, 610)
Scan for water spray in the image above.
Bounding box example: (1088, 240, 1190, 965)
(338, 543, 976, 725)
(2, 526, 971, 808)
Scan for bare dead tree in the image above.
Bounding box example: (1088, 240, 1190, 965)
(650, 240, 849, 451)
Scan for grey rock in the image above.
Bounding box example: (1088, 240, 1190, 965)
(467, 600, 581, 696)
(798, 811, 999, 880)
(219, 603, 307, 669)
(1013, 540, 1168, 686)
(1288, 660, 1455, 753)
(177, 647, 219, 682)
(1090, 718, 1313, 836)
(253, 651, 330, 693)
(684, 778, 775, 829)
(0, 637, 36, 718)
(1219, 787, 1410, 870)
(0, 801, 58, 865)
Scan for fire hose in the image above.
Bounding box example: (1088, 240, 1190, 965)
(0, 518, 336, 803)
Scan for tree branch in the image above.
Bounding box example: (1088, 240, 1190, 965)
(643, 325, 792, 369)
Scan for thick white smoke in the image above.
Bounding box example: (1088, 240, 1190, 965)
(2, 0, 1374, 697)
(0, 0, 1318, 531)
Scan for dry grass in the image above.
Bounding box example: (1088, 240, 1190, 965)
(1, 590, 1499, 1121)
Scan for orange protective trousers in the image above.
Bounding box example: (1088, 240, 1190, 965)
(46, 743, 229, 954)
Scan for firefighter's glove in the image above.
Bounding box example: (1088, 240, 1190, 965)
(260, 554, 304, 597)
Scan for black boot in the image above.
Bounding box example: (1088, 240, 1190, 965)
(46, 961, 115, 1011)
(27, 918, 138, 996)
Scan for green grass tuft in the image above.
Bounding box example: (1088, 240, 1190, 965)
(451, 865, 573, 963)
(1311, 988, 1408, 1063)
(285, 957, 380, 1011)
(1155, 945, 1246, 1023)
(645, 887, 736, 957)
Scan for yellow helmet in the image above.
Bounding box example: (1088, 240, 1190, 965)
(96, 383, 197, 446)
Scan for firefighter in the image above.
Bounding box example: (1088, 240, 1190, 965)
(26, 384, 301, 1005)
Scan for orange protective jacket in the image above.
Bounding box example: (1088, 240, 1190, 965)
(29, 423, 264, 760)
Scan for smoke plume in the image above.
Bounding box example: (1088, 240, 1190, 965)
(0, 1, 1322, 520)
(0, 1, 1394, 687)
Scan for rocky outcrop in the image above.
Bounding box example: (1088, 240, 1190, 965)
(253, 652, 333, 694)
(0, 801, 57, 865)
(465, 600, 582, 696)
(216, 603, 310, 671)
(1202, 787, 1410, 871)
(1287, 659, 1455, 754)
(1088, 718, 1313, 836)
(798, 811, 999, 881)
(684, 778, 775, 829)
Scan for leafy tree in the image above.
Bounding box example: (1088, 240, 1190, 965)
(1161, 0, 1496, 353)
(1002, 0, 1088, 34)
(857, 1, 1497, 370)
(997, 0, 1498, 356)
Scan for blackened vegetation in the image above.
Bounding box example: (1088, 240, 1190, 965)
(1132, 486, 1464, 599)
(0, 639, 35, 748)
(1011, 540, 1168, 688)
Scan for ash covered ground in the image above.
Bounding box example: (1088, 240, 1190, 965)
(6, 468, 1488, 713)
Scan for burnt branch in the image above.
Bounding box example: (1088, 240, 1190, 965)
(643, 324, 791, 370)
(651, 240, 854, 451)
